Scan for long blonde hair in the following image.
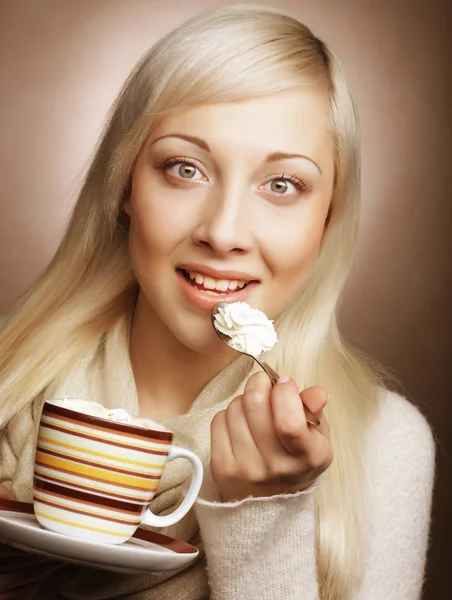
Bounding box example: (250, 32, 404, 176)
(0, 4, 393, 598)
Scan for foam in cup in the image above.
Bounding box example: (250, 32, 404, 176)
(48, 398, 170, 432)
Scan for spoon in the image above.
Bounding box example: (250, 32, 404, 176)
(211, 302, 321, 427)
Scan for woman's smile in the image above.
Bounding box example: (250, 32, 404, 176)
(176, 267, 260, 311)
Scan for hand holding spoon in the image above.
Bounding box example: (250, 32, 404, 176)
(211, 302, 321, 427)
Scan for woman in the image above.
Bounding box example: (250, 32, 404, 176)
(0, 4, 434, 599)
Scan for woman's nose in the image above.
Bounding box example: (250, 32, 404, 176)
(191, 188, 254, 255)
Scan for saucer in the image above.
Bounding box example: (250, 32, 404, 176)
(0, 499, 199, 573)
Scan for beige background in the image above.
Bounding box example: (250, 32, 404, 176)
(0, 1, 450, 597)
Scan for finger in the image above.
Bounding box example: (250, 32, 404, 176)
(241, 378, 287, 460)
(271, 377, 312, 456)
(225, 396, 261, 461)
(0, 485, 15, 500)
(300, 386, 330, 440)
(243, 370, 273, 396)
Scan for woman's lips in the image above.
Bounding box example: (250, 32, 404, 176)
(176, 269, 258, 311)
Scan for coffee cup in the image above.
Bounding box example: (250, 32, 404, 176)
(32, 400, 203, 544)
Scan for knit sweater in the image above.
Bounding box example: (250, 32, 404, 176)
(38, 388, 435, 600)
(196, 388, 435, 599)
(0, 317, 435, 599)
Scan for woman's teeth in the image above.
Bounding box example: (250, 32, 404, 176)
(185, 270, 248, 293)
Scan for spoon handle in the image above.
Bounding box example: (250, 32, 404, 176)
(254, 357, 321, 427)
(254, 357, 280, 385)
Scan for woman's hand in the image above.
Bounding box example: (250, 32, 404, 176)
(210, 371, 333, 502)
(0, 484, 62, 600)
(0, 484, 14, 500)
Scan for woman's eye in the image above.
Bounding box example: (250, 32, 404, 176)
(165, 160, 204, 181)
(269, 179, 293, 194)
(261, 176, 305, 196)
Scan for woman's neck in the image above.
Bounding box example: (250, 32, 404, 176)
(129, 294, 235, 421)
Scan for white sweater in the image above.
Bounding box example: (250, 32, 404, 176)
(194, 389, 435, 599)
(12, 388, 434, 600)
(0, 311, 435, 599)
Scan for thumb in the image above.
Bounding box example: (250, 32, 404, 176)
(0, 484, 15, 500)
(300, 385, 329, 422)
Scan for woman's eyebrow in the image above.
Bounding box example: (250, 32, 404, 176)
(265, 151, 322, 174)
(151, 133, 321, 174)
(151, 133, 209, 151)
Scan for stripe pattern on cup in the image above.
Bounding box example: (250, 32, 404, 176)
(33, 403, 173, 544)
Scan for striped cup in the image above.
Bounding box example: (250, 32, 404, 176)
(33, 401, 203, 544)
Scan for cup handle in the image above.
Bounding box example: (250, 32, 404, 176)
(140, 446, 203, 528)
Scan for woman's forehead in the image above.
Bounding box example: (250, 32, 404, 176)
(147, 88, 333, 173)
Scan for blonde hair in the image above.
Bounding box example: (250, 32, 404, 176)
(0, 4, 394, 598)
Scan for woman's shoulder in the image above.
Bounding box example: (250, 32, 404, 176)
(371, 386, 436, 475)
(376, 386, 435, 441)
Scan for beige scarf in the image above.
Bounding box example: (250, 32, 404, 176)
(1, 316, 254, 599)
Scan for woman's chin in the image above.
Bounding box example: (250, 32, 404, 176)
(169, 323, 233, 358)
(181, 335, 233, 357)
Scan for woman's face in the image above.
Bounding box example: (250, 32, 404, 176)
(125, 87, 335, 353)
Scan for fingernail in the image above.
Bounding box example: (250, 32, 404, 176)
(277, 376, 291, 384)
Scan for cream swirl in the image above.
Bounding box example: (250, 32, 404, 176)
(213, 301, 278, 356)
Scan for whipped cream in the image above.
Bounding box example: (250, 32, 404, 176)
(213, 302, 278, 357)
(48, 399, 169, 432)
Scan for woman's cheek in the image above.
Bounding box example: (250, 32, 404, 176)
(261, 221, 325, 311)
(268, 216, 324, 271)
